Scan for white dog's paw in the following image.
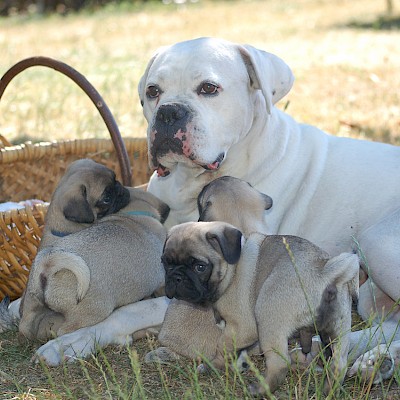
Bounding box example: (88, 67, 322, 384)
(144, 346, 180, 364)
(348, 345, 395, 384)
(111, 333, 133, 346)
(33, 327, 98, 366)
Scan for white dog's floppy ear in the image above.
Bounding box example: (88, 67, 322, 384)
(238, 45, 294, 114)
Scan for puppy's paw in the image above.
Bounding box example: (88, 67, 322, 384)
(216, 319, 226, 329)
(33, 327, 97, 366)
(236, 350, 250, 373)
(196, 363, 210, 374)
(144, 346, 180, 364)
(247, 382, 266, 397)
(348, 345, 394, 384)
(290, 336, 324, 371)
(290, 347, 313, 370)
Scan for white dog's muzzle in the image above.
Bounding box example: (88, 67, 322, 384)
(149, 102, 225, 177)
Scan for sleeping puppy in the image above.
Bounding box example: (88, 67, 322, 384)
(19, 186, 169, 342)
(162, 221, 359, 396)
(197, 176, 273, 236)
(40, 158, 131, 248)
(0, 159, 131, 332)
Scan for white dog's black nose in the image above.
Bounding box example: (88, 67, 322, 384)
(156, 103, 190, 127)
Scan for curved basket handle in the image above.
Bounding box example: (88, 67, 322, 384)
(0, 56, 132, 186)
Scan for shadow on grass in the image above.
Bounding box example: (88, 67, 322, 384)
(338, 14, 400, 30)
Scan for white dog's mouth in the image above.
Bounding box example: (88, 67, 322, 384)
(154, 152, 225, 177)
(201, 152, 225, 170)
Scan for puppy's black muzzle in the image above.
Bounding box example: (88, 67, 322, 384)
(96, 182, 130, 219)
(165, 271, 185, 299)
(164, 267, 208, 304)
(112, 182, 131, 212)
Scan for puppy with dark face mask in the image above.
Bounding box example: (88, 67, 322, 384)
(40, 158, 131, 248)
(18, 160, 170, 342)
(197, 176, 273, 236)
(157, 177, 358, 396)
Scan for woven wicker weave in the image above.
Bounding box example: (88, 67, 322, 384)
(0, 137, 151, 300)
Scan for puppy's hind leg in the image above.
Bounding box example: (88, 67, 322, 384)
(320, 306, 352, 396)
(249, 337, 290, 396)
(321, 332, 350, 396)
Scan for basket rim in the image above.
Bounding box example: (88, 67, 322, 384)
(0, 202, 49, 219)
(0, 136, 148, 164)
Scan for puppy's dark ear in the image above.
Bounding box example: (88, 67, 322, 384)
(198, 200, 211, 222)
(63, 185, 95, 223)
(197, 182, 210, 221)
(206, 226, 242, 264)
(264, 194, 273, 210)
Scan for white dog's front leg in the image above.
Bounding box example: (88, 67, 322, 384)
(34, 296, 171, 366)
(347, 340, 400, 384)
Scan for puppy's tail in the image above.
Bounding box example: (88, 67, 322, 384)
(323, 252, 359, 299)
(38, 250, 91, 304)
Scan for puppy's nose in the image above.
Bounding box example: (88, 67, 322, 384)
(156, 103, 190, 126)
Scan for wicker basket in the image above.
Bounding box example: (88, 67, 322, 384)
(0, 57, 152, 300)
(0, 138, 151, 301)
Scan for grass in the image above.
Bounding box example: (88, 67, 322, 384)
(1, 325, 400, 399)
(1, 0, 400, 398)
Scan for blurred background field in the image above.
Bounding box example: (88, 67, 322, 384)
(0, 0, 399, 146)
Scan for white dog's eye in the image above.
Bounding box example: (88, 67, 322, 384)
(198, 82, 219, 96)
(146, 85, 161, 99)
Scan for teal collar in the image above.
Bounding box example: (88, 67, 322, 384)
(123, 210, 159, 220)
(51, 229, 71, 237)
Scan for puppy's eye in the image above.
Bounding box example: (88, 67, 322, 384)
(198, 82, 219, 96)
(99, 194, 112, 205)
(194, 263, 207, 273)
(146, 85, 161, 99)
(97, 188, 113, 206)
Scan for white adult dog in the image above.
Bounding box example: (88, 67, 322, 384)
(27, 38, 400, 377)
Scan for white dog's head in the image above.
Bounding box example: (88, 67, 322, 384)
(139, 37, 294, 177)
